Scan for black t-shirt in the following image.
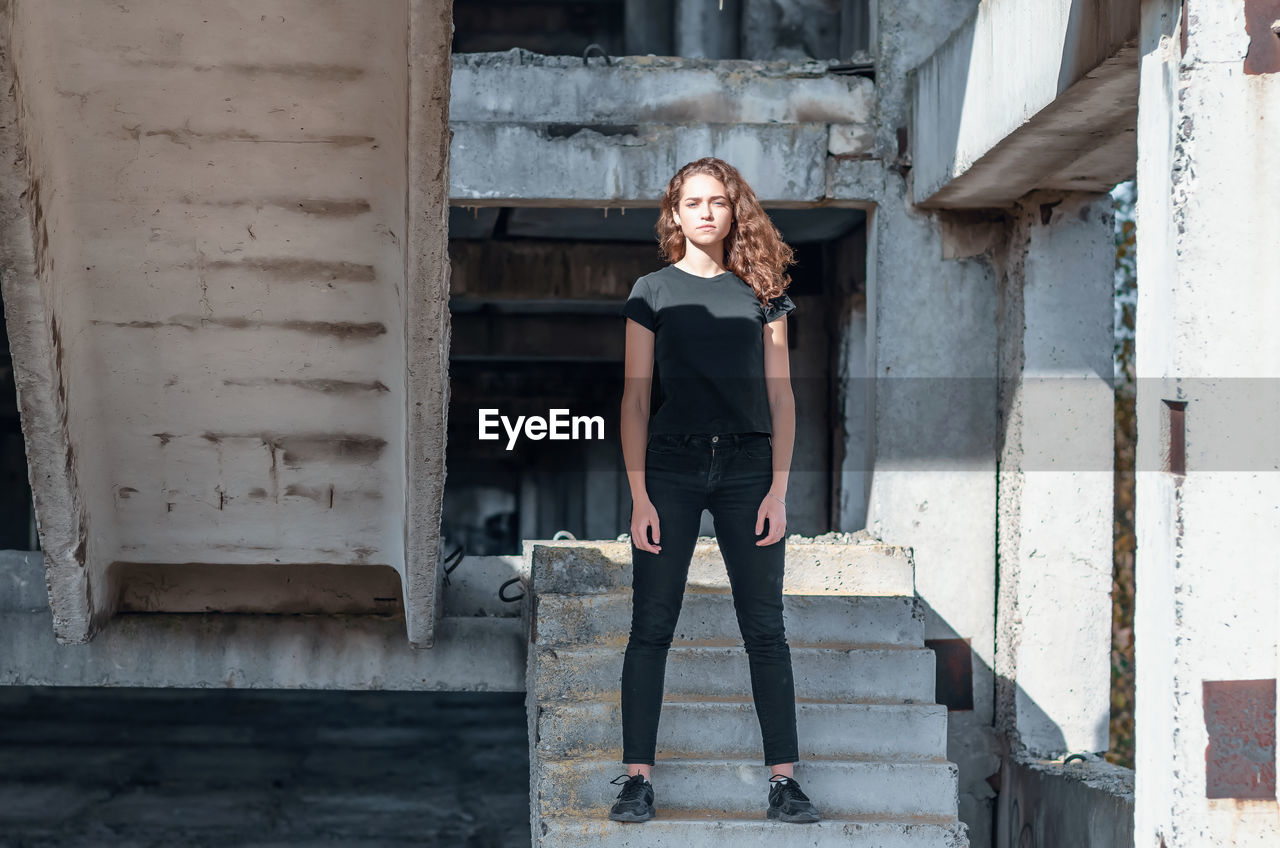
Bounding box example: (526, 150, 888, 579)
(620, 263, 795, 436)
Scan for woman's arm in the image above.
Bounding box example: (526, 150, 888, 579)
(763, 316, 795, 500)
(756, 315, 794, 545)
(621, 319, 662, 552)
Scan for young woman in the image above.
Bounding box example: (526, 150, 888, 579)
(609, 157, 820, 825)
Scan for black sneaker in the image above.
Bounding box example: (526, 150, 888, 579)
(608, 773, 655, 822)
(767, 774, 821, 823)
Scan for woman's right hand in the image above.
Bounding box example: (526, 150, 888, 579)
(630, 498, 662, 554)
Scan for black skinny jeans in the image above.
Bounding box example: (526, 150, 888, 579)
(621, 431, 799, 767)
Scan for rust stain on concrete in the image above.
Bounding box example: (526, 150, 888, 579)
(141, 122, 376, 149)
(1243, 0, 1280, 74)
(284, 483, 331, 503)
(195, 257, 376, 283)
(196, 433, 387, 468)
(92, 317, 388, 339)
(126, 59, 366, 82)
(275, 435, 387, 467)
(223, 377, 390, 393)
(1203, 678, 1277, 799)
(176, 196, 372, 217)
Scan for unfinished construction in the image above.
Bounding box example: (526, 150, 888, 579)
(1, 1, 1276, 846)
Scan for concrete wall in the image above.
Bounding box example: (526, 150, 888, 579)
(875, 0, 981, 164)
(831, 158, 1001, 847)
(995, 191, 1115, 758)
(0, 0, 454, 646)
(1135, 0, 1280, 845)
(910, 0, 1139, 207)
(996, 754, 1135, 848)
(449, 49, 875, 205)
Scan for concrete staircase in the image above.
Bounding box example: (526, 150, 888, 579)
(524, 540, 969, 847)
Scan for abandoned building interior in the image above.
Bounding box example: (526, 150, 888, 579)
(1, 1, 1278, 847)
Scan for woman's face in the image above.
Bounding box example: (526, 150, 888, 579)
(672, 173, 733, 247)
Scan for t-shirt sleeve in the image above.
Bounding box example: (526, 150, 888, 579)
(762, 293, 796, 324)
(621, 276, 657, 331)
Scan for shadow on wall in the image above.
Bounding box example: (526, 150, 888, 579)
(916, 598, 1134, 848)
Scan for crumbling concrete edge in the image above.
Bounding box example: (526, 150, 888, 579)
(997, 752, 1135, 847)
(524, 541, 542, 847)
(404, 0, 455, 648)
(0, 0, 95, 644)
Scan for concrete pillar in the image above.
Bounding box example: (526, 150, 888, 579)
(674, 0, 741, 59)
(1135, 1, 1280, 844)
(838, 159, 1001, 846)
(994, 190, 1116, 759)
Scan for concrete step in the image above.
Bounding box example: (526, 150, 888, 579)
(539, 813, 968, 848)
(535, 644, 935, 703)
(527, 540, 915, 596)
(534, 592, 924, 649)
(536, 698, 949, 761)
(539, 756, 960, 820)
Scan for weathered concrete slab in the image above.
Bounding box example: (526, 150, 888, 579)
(997, 754, 1133, 848)
(537, 699, 949, 761)
(540, 756, 960, 819)
(451, 50, 875, 127)
(448, 51, 878, 206)
(0, 608, 524, 690)
(527, 539, 916, 596)
(0, 549, 523, 690)
(911, 0, 1139, 207)
(534, 592, 924, 648)
(534, 644, 934, 703)
(541, 815, 968, 848)
(450, 121, 831, 205)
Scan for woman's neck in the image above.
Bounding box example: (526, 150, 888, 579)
(677, 245, 727, 277)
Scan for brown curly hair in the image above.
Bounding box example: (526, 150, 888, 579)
(655, 157, 796, 304)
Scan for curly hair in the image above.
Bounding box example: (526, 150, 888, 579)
(655, 157, 796, 304)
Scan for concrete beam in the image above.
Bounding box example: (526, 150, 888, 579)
(995, 190, 1116, 758)
(451, 50, 874, 127)
(0, 550, 525, 690)
(911, 0, 1139, 209)
(448, 50, 875, 205)
(452, 122, 834, 206)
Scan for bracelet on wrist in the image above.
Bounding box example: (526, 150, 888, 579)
(769, 493, 786, 507)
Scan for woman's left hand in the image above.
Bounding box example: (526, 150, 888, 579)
(755, 493, 786, 546)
